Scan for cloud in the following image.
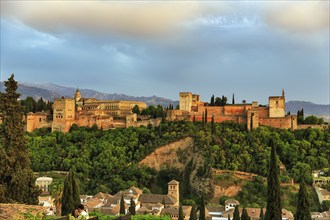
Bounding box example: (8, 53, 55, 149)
(264, 1, 329, 32)
(1, 1, 229, 37)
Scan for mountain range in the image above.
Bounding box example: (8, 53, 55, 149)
(0, 82, 179, 107)
(1, 82, 329, 118)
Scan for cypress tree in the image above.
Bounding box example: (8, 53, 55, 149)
(259, 207, 264, 220)
(179, 204, 185, 220)
(189, 205, 197, 220)
(199, 194, 205, 220)
(61, 169, 80, 215)
(205, 109, 208, 123)
(265, 139, 282, 220)
(0, 74, 39, 204)
(294, 180, 311, 220)
(120, 194, 126, 215)
(129, 198, 136, 215)
(210, 95, 215, 106)
(202, 112, 205, 126)
(211, 115, 215, 134)
(241, 207, 249, 220)
(162, 196, 166, 208)
(233, 205, 240, 220)
(232, 93, 235, 105)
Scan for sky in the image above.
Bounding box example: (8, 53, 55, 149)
(1, 1, 329, 104)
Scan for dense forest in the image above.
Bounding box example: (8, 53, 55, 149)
(27, 121, 329, 198)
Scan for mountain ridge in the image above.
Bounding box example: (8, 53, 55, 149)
(1, 82, 329, 117)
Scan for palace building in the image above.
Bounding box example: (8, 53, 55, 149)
(167, 90, 298, 130)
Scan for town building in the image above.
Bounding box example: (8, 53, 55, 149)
(35, 177, 53, 194)
(167, 90, 298, 130)
(82, 180, 183, 217)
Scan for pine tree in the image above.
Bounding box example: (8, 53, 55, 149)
(189, 205, 197, 220)
(259, 207, 264, 220)
(129, 198, 136, 215)
(0, 74, 39, 204)
(61, 169, 80, 215)
(241, 207, 249, 220)
(179, 205, 185, 220)
(232, 93, 235, 105)
(265, 139, 282, 220)
(199, 194, 205, 220)
(233, 205, 240, 220)
(295, 180, 311, 220)
(120, 194, 126, 215)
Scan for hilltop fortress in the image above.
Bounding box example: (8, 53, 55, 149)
(26, 89, 158, 132)
(26, 89, 298, 132)
(167, 90, 298, 130)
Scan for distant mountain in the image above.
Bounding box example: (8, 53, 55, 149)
(286, 101, 330, 118)
(0, 82, 179, 107)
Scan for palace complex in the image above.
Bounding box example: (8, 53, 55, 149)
(26, 89, 152, 133)
(166, 90, 298, 130)
(26, 89, 299, 132)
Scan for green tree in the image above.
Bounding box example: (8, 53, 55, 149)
(259, 207, 264, 220)
(232, 93, 235, 105)
(120, 194, 126, 215)
(294, 181, 311, 220)
(199, 194, 205, 220)
(265, 139, 282, 220)
(179, 205, 184, 220)
(61, 169, 80, 215)
(205, 109, 208, 123)
(233, 205, 240, 220)
(189, 205, 197, 220)
(211, 115, 215, 134)
(0, 74, 39, 204)
(129, 198, 136, 215)
(210, 95, 215, 106)
(132, 105, 140, 115)
(241, 207, 249, 220)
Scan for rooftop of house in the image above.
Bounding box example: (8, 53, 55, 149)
(138, 194, 176, 205)
(206, 205, 225, 213)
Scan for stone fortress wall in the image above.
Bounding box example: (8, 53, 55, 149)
(167, 90, 298, 130)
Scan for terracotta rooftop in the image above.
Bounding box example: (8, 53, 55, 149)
(138, 194, 176, 205)
(206, 205, 225, 213)
(0, 204, 48, 220)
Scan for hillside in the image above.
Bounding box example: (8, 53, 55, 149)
(0, 82, 179, 107)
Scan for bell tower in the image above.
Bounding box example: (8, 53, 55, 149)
(167, 180, 179, 206)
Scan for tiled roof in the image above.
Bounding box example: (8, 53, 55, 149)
(138, 194, 176, 205)
(168, 180, 179, 185)
(206, 205, 225, 213)
(225, 199, 240, 205)
(161, 206, 192, 216)
(85, 198, 103, 209)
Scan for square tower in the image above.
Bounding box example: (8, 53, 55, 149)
(52, 97, 75, 132)
(269, 90, 285, 118)
(179, 92, 193, 112)
(167, 180, 179, 206)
